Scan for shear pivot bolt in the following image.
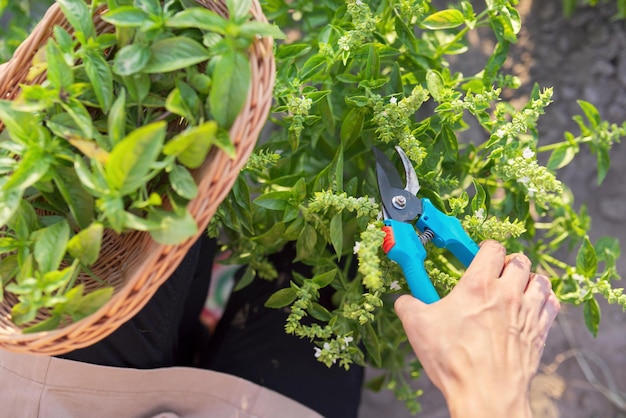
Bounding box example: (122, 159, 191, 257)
(392, 195, 407, 210)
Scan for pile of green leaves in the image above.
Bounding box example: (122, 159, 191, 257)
(0, 0, 282, 331)
(212, 0, 626, 412)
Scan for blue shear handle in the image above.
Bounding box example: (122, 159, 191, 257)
(383, 219, 440, 304)
(416, 198, 480, 267)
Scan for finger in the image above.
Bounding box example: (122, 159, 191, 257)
(499, 253, 533, 295)
(519, 274, 551, 332)
(461, 240, 507, 287)
(541, 291, 561, 330)
(534, 291, 561, 343)
(522, 273, 552, 312)
(394, 294, 427, 323)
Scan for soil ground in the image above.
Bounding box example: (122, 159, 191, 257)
(360, 0, 626, 416)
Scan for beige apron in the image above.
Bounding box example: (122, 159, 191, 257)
(0, 349, 323, 418)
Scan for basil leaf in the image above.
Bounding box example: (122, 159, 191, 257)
(67, 222, 103, 266)
(105, 121, 166, 195)
(33, 220, 70, 273)
(162, 121, 218, 169)
(169, 164, 198, 200)
(209, 50, 251, 128)
(142, 37, 210, 74)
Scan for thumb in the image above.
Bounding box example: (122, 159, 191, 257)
(394, 294, 428, 323)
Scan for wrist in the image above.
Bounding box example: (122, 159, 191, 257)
(444, 385, 532, 418)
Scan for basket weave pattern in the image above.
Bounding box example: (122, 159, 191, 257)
(0, 0, 275, 355)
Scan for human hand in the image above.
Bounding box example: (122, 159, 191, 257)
(394, 240, 561, 418)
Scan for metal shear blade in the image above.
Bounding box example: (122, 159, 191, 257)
(373, 146, 422, 223)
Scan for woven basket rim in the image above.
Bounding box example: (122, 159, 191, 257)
(0, 0, 275, 355)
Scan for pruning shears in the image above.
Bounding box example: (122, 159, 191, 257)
(373, 146, 480, 304)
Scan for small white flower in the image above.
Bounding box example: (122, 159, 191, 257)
(572, 274, 585, 283)
(527, 186, 538, 197)
(353, 241, 361, 254)
(323, 342, 331, 350)
(356, 0, 363, 4)
(314, 347, 322, 358)
(389, 97, 398, 104)
(343, 336, 354, 345)
(389, 280, 401, 291)
(475, 208, 485, 221)
(522, 148, 535, 159)
(518, 176, 530, 185)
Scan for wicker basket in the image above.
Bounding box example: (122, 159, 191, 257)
(0, 0, 275, 355)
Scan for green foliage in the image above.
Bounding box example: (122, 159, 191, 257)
(211, 0, 626, 412)
(0, 0, 282, 330)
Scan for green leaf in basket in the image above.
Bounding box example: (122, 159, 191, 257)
(40, 263, 76, 294)
(105, 121, 166, 195)
(108, 89, 127, 147)
(112, 43, 151, 76)
(167, 8, 228, 33)
(214, 128, 237, 159)
(124, 73, 151, 104)
(3, 148, 52, 192)
(209, 49, 251, 129)
(165, 81, 200, 125)
(61, 98, 96, 139)
(67, 222, 103, 266)
(33, 219, 70, 273)
(73, 156, 108, 197)
(0, 255, 19, 286)
(53, 166, 95, 230)
(147, 209, 198, 245)
(122, 211, 162, 231)
(0, 100, 42, 146)
(163, 121, 218, 169)
(84, 50, 113, 113)
(45, 39, 73, 90)
(169, 164, 198, 200)
(142, 37, 211, 74)
(0, 184, 24, 228)
(227, 0, 253, 21)
(10, 302, 38, 326)
(57, 0, 96, 40)
(22, 315, 62, 334)
(102, 6, 151, 28)
(71, 287, 114, 322)
(100, 194, 126, 233)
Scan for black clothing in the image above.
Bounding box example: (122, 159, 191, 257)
(60, 234, 363, 418)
